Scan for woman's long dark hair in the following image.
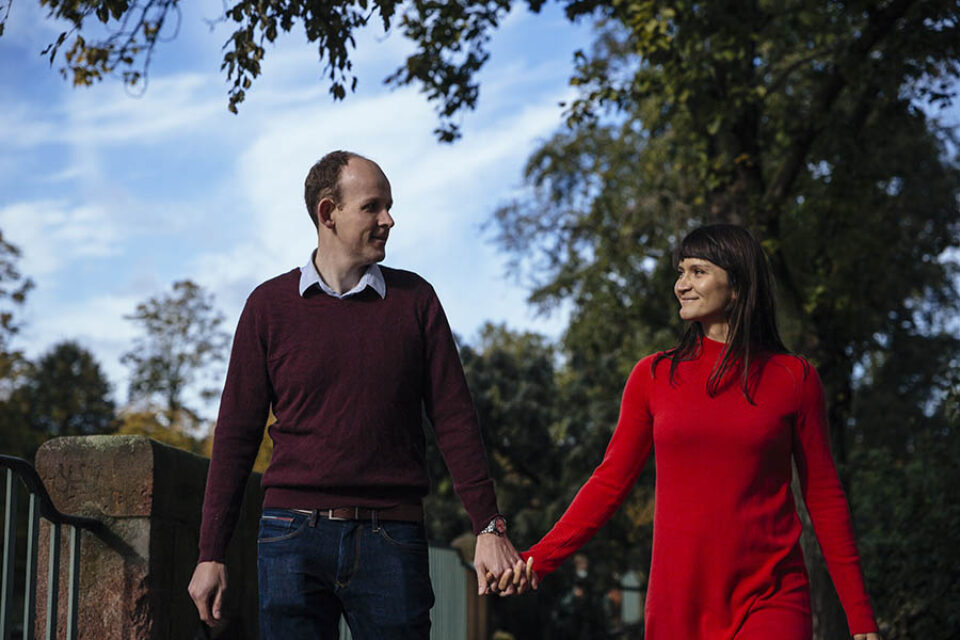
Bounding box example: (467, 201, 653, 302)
(654, 224, 790, 403)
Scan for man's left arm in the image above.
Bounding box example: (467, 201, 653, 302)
(419, 284, 534, 595)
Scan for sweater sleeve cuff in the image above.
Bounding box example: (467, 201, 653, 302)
(462, 479, 500, 535)
(197, 541, 227, 564)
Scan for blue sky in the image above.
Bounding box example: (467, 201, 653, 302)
(0, 1, 595, 413)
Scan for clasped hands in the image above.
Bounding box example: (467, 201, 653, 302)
(473, 533, 538, 596)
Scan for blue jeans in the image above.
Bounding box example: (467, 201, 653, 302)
(257, 508, 434, 640)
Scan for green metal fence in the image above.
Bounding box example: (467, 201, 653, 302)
(0, 456, 101, 640)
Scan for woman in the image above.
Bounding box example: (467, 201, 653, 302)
(521, 224, 879, 639)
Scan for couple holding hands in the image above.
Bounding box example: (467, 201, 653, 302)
(189, 151, 879, 639)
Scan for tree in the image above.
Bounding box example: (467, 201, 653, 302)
(424, 324, 653, 638)
(20, 340, 117, 437)
(0, 230, 33, 380)
(490, 4, 960, 638)
(425, 323, 564, 545)
(0, 359, 36, 458)
(0, 231, 35, 458)
(121, 279, 230, 433)
(845, 329, 960, 637)
(117, 404, 205, 453)
(1, 0, 605, 140)
(0, 341, 116, 461)
(849, 431, 960, 638)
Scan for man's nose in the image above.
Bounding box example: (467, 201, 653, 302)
(379, 210, 395, 228)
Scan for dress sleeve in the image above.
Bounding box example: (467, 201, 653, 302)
(793, 363, 878, 634)
(198, 295, 273, 562)
(521, 359, 655, 576)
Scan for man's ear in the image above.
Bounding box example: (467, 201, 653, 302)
(317, 198, 337, 228)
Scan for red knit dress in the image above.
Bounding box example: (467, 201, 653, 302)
(523, 338, 878, 639)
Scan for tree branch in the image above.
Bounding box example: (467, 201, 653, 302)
(763, 0, 919, 212)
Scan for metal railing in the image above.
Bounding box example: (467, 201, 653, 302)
(0, 455, 102, 640)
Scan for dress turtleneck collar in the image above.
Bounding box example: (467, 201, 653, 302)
(697, 335, 730, 364)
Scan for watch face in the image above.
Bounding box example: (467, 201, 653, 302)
(494, 517, 507, 534)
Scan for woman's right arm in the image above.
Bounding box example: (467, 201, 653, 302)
(522, 358, 656, 577)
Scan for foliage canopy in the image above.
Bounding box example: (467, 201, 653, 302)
(0, 341, 117, 460)
(487, 2, 960, 637)
(121, 279, 230, 432)
(7, 0, 588, 140)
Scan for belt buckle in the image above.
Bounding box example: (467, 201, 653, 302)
(326, 508, 350, 521)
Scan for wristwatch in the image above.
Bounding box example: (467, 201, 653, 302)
(479, 515, 507, 536)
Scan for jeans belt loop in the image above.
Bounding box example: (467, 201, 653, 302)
(372, 510, 380, 532)
(308, 509, 319, 528)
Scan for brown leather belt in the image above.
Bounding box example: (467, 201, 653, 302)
(291, 505, 423, 524)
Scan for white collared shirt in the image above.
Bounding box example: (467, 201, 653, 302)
(298, 252, 387, 299)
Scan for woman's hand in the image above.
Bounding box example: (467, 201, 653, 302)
(485, 557, 539, 596)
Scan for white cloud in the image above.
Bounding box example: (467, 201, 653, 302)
(1, 0, 591, 405)
(38, 164, 89, 184)
(0, 73, 226, 149)
(19, 292, 143, 400)
(201, 76, 576, 342)
(0, 103, 59, 149)
(61, 73, 226, 146)
(189, 241, 289, 321)
(0, 0, 73, 48)
(0, 200, 123, 276)
(231, 75, 573, 254)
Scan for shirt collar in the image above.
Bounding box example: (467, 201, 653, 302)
(299, 252, 386, 299)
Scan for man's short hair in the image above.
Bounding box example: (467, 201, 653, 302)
(303, 151, 367, 229)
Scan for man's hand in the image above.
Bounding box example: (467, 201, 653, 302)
(853, 634, 881, 640)
(474, 534, 538, 596)
(188, 561, 227, 627)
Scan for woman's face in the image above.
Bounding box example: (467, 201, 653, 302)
(675, 258, 734, 332)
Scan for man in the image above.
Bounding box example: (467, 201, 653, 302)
(188, 151, 534, 638)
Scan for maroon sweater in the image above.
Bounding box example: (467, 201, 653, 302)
(198, 267, 499, 562)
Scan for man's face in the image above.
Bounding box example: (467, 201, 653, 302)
(328, 158, 394, 267)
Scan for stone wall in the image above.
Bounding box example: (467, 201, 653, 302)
(33, 435, 262, 640)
